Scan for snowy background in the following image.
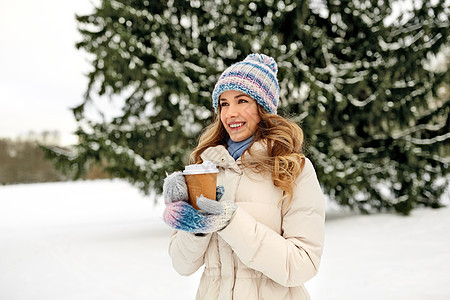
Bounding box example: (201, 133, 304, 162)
(1, 179, 449, 300)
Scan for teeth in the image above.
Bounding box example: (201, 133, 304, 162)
(229, 122, 244, 128)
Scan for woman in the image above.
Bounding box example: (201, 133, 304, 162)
(163, 54, 325, 299)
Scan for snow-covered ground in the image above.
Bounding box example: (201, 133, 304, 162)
(0, 179, 449, 300)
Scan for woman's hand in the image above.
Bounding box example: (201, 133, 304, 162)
(163, 171, 189, 204)
(163, 186, 237, 234)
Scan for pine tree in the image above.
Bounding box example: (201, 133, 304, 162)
(44, 0, 449, 214)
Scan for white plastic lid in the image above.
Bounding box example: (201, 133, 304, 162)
(183, 161, 219, 175)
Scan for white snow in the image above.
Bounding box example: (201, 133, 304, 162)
(1, 179, 449, 299)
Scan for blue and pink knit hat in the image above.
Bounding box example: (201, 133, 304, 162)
(212, 54, 280, 114)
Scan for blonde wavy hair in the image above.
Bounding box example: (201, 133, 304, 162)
(190, 106, 305, 206)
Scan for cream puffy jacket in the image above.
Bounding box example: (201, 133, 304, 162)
(169, 143, 325, 300)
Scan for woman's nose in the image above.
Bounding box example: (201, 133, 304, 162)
(226, 104, 239, 118)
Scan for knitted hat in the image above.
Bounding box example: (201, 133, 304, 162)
(212, 54, 280, 114)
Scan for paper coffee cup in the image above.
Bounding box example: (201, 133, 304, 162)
(183, 161, 219, 210)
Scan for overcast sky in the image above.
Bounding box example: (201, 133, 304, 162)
(0, 0, 95, 145)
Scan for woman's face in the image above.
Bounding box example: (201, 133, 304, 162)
(219, 90, 261, 142)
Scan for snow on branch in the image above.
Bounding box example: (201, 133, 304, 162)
(389, 22, 424, 37)
(104, 140, 162, 172)
(101, 120, 174, 135)
(183, 61, 207, 73)
(392, 123, 448, 139)
(379, 30, 425, 51)
(45, 146, 77, 160)
(338, 70, 370, 84)
(347, 93, 377, 107)
(393, 79, 418, 88)
(416, 152, 450, 164)
(420, 33, 444, 50)
(409, 132, 450, 145)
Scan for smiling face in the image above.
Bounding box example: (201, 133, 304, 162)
(219, 90, 261, 142)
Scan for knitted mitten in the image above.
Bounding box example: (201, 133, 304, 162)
(163, 187, 237, 233)
(163, 171, 189, 204)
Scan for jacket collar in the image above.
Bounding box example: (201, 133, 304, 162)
(201, 145, 242, 174)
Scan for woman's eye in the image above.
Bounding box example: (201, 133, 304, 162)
(220, 102, 228, 107)
(238, 99, 248, 103)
